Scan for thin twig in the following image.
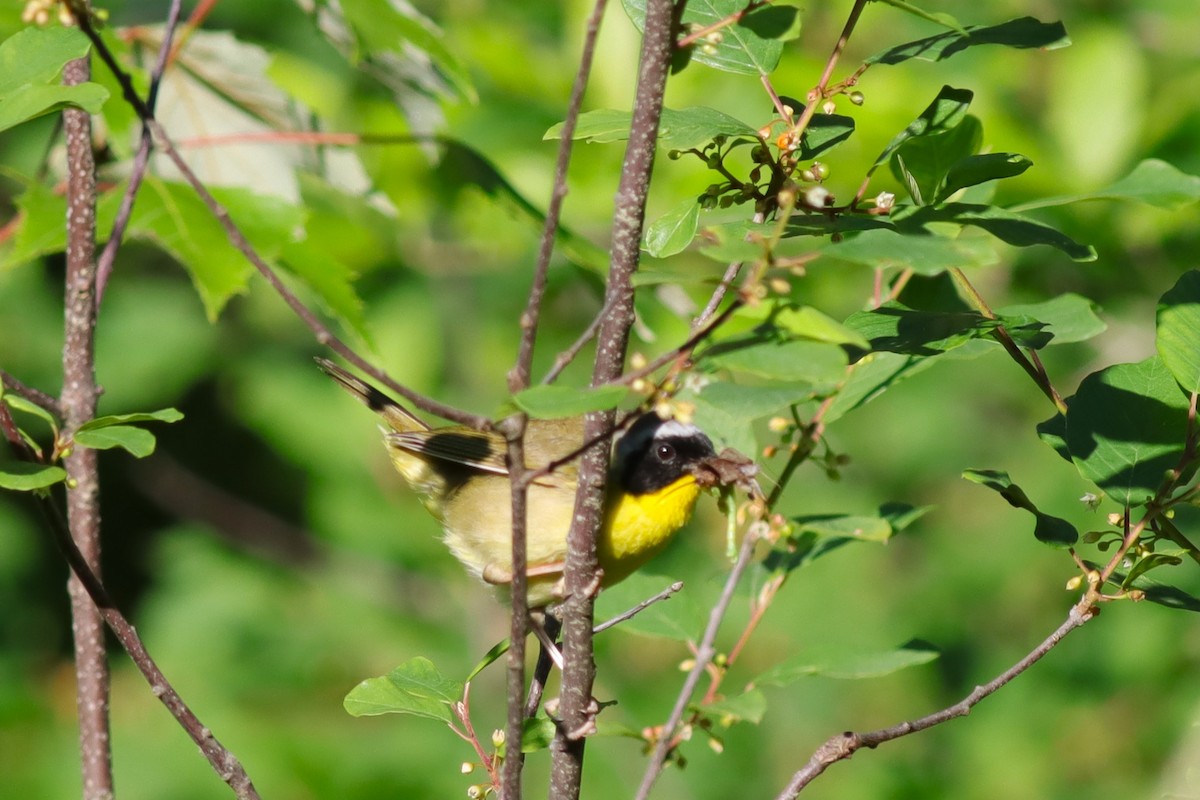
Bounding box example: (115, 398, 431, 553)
(593, 581, 684, 634)
(95, 0, 183, 307)
(694, 260, 744, 329)
(540, 298, 610, 385)
(634, 529, 760, 800)
(71, 12, 490, 430)
(0, 370, 63, 418)
(502, 4, 608, 795)
(61, 52, 112, 800)
(774, 601, 1097, 798)
(785, 0, 871, 147)
(948, 268, 1068, 415)
(35, 494, 262, 799)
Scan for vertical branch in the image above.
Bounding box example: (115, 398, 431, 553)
(502, 4, 610, 797)
(548, 0, 677, 797)
(61, 54, 113, 800)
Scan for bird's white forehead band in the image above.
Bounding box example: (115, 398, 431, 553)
(652, 420, 702, 440)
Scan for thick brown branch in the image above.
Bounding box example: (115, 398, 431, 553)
(548, 0, 676, 796)
(61, 53, 112, 800)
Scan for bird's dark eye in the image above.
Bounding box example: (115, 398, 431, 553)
(655, 443, 676, 462)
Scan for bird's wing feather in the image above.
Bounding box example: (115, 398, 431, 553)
(389, 429, 510, 475)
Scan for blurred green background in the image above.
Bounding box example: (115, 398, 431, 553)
(2, 0, 1200, 798)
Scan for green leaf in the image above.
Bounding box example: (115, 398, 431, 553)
(817, 228, 999, 274)
(1156, 270, 1200, 393)
(1016, 159, 1200, 212)
(900, 203, 1096, 261)
(879, 502, 934, 533)
(823, 351, 938, 424)
(784, 104, 857, 161)
(466, 638, 510, 683)
(868, 16, 1070, 65)
(0, 82, 109, 134)
(890, 115, 982, 206)
(280, 241, 370, 344)
(73, 425, 158, 458)
(0, 461, 67, 491)
(622, 0, 790, 75)
(694, 382, 814, 421)
(521, 715, 557, 753)
(435, 140, 608, 275)
(1065, 357, 1192, 505)
(0, 173, 66, 269)
(1130, 580, 1200, 613)
(3, 393, 60, 437)
(938, 152, 1033, 203)
(962, 469, 1078, 546)
(337, 0, 475, 102)
(844, 303, 999, 355)
(1037, 412, 1072, 463)
(510, 384, 629, 419)
(545, 106, 757, 149)
(696, 689, 768, 725)
(700, 338, 848, 383)
(999, 294, 1106, 346)
(76, 408, 185, 430)
(645, 198, 701, 258)
(791, 513, 894, 543)
(874, 0, 965, 33)
(0, 27, 109, 133)
(343, 657, 462, 721)
(755, 640, 939, 685)
(1121, 550, 1185, 591)
(872, 86, 974, 174)
(102, 179, 302, 319)
(765, 305, 872, 349)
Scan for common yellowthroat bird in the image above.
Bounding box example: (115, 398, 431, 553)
(317, 358, 720, 609)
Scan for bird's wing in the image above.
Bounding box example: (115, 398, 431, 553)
(389, 429, 509, 475)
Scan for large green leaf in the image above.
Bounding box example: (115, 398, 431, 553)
(868, 16, 1070, 65)
(622, 0, 794, 75)
(899, 203, 1096, 261)
(510, 384, 629, 419)
(844, 303, 1000, 356)
(938, 152, 1033, 204)
(72, 426, 158, 458)
(343, 657, 461, 722)
(890, 115, 982, 206)
(0, 461, 67, 491)
(817, 228, 999, 274)
(1065, 357, 1192, 505)
(699, 337, 848, 383)
(1156, 270, 1200, 393)
(338, 0, 475, 102)
(823, 351, 938, 424)
(115, 180, 303, 319)
(962, 469, 1078, 547)
(0, 26, 108, 133)
(998, 293, 1106, 346)
(871, 86, 974, 174)
(644, 198, 701, 258)
(545, 106, 757, 149)
(1015, 159, 1200, 211)
(755, 640, 939, 685)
